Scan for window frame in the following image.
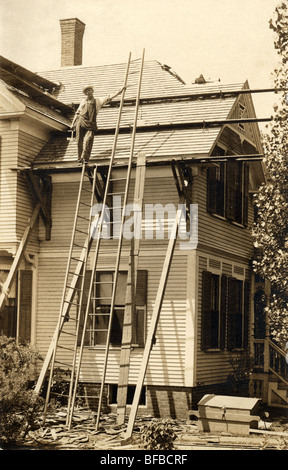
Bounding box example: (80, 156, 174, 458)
(78, 270, 147, 349)
(201, 270, 249, 352)
(207, 147, 249, 226)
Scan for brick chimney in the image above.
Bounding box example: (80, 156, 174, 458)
(60, 18, 85, 67)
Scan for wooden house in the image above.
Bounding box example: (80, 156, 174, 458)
(1, 18, 287, 420)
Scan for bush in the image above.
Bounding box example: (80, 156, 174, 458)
(140, 419, 177, 450)
(0, 334, 43, 447)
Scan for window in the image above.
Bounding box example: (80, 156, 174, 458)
(109, 384, 146, 405)
(207, 150, 249, 225)
(0, 270, 32, 343)
(238, 103, 246, 133)
(78, 270, 147, 348)
(201, 270, 249, 351)
(201, 271, 226, 350)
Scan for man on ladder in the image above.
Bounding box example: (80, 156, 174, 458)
(71, 85, 125, 164)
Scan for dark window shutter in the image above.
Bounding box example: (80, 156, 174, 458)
(243, 281, 250, 349)
(133, 270, 147, 346)
(243, 163, 249, 226)
(226, 162, 236, 221)
(201, 271, 212, 351)
(135, 270, 147, 306)
(207, 167, 216, 213)
(227, 277, 237, 350)
(220, 275, 228, 350)
(18, 270, 32, 343)
(132, 307, 145, 347)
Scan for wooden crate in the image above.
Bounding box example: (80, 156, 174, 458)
(188, 394, 260, 436)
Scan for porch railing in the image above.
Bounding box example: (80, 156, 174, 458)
(269, 340, 288, 386)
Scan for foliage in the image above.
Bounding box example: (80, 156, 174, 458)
(229, 350, 255, 382)
(140, 419, 177, 450)
(0, 334, 43, 446)
(252, 1, 288, 348)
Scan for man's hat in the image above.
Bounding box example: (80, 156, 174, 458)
(83, 85, 94, 94)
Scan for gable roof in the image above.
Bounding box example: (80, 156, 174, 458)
(34, 62, 256, 168)
(0, 55, 72, 126)
(1, 56, 261, 168)
(40, 60, 188, 105)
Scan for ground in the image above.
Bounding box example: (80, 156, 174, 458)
(2, 406, 288, 451)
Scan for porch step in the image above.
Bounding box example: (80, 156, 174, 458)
(268, 381, 288, 408)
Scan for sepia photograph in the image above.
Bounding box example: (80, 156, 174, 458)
(0, 0, 287, 455)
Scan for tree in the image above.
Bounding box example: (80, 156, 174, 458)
(252, 1, 288, 348)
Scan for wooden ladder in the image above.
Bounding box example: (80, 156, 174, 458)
(36, 50, 146, 430)
(67, 49, 145, 430)
(42, 162, 102, 421)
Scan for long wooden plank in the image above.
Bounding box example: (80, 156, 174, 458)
(124, 194, 185, 439)
(0, 202, 40, 312)
(116, 152, 146, 424)
(63, 52, 133, 428)
(95, 49, 145, 431)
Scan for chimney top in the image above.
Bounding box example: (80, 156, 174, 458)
(60, 18, 86, 67)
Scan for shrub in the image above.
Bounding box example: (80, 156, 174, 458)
(0, 334, 43, 447)
(140, 419, 177, 450)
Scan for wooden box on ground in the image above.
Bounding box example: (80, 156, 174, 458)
(188, 394, 260, 436)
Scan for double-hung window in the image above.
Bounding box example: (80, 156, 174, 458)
(207, 147, 249, 226)
(78, 270, 147, 348)
(201, 270, 249, 351)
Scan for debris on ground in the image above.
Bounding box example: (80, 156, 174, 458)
(5, 406, 288, 450)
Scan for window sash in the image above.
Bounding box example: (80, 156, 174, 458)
(78, 270, 147, 348)
(207, 159, 249, 225)
(201, 271, 249, 351)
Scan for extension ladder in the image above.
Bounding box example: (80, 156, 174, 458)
(37, 50, 145, 430)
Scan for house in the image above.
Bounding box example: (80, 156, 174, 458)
(0, 18, 286, 420)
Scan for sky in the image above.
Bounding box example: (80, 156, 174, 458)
(0, 0, 282, 120)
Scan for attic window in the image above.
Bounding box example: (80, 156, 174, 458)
(238, 103, 246, 133)
(207, 146, 249, 226)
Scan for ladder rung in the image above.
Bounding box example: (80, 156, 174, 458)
(64, 299, 80, 306)
(94, 281, 114, 285)
(76, 394, 100, 399)
(66, 284, 83, 292)
(61, 330, 77, 337)
(86, 328, 109, 332)
(89, 312, 110, 316)
(68, 271, 83, 277)
(107, 191, 125, 196)
(61, 315, 78, 322)
(109, 177, 127, 182)
(55, 360, 73, 368)
(72, 243, 87, 249)
(71, 257, 85, 263)
(57, 345, 75, 352)
(78, 215, 90, 221)
(79, 201, 91, 207)
(75, 228, 88, 234)
(91, 296, 112, 300)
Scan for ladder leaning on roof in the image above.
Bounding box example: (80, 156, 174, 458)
(68, 48, 145, 431)
(35, 49, 146, 430)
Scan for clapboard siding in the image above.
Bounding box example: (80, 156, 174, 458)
(37, 170, 188, 386)
(196, 254, 251, 385)
(194, 166, 254, 259)
(77, 253, 187, 386)
(37, 250, 188, 387)
(17, 130, 46, 251)
(0, 125, 46, 249)
(0, 123, 18, 243)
